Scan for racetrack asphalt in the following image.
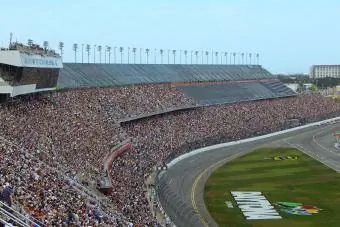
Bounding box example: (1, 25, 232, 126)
(156, 123, 340, 227)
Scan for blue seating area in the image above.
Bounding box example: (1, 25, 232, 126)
(58, 63, 274, 88)
(176, 81, 296, 105)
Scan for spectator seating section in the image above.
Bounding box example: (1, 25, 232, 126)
(58, 64, 274, 88)
(176, 80, 296, 105)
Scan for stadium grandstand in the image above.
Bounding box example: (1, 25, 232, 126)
(1, 41, 340, 226)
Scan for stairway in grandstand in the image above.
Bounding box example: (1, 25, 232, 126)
(0, 201, 42, 227)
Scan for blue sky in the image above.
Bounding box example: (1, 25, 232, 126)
(0, 0, 339, 74)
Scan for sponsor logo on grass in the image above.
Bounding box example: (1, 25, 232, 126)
(272, 155, 299, 161)
(231, 191, 282, 220)
(225, 201, 234, 208)
(275, 202, 322, 215)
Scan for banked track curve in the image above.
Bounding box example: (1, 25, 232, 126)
(155, 122, 340, 227)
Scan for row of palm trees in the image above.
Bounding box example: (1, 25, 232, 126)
(35, 40, 260, 65)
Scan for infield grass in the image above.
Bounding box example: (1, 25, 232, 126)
(204, 147, 340, 227)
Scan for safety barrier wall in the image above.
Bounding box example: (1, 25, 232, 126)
(168, 116, 340, 168)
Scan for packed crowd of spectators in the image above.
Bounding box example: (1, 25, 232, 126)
(102, 84, 197, 120)
(1, 83, 340, 226)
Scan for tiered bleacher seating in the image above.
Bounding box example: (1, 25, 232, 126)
(58, 64, 274, 88)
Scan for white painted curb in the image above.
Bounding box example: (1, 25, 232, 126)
(168, 117, 340, 168)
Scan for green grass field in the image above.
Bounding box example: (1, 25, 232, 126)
(204, 147, 340, 227)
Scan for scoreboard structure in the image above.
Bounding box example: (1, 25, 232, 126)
(0, 42, 63, 98)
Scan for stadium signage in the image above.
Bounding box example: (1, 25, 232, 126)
(23, 57, 59, 67)
(231, 191, 282, 220)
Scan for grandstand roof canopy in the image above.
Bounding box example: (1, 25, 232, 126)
(58, 63, 275, 88)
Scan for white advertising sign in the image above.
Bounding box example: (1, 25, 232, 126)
(231, 191, 282, 220)
(20, 53, 63, 68)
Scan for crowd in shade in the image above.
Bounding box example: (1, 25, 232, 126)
(0, 83, 340, 226)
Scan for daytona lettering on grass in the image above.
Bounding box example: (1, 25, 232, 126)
(231, 191, 282, 220)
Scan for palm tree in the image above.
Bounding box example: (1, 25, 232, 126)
(224, 52, 228, 64)
(59, 42, 64, 59)
(205, 51, 209, 64)
(132, 48, 137, 63)
(86, 44, 91, 63)
(233, 52, 236, 64)
(160, 49, 164, 64)
(249, 53, 252, 64)
(184, 50, 188, 64)
(172, 50, 176, 64)
(215, 52, 218, 64)
(97, 45, 102, 63)
(241, 53, 245, 64)
(93, 45, 97, 63)
(145, 48, 150, 64)
(119, 47, 124, 63)
(256, 53, 259, 65)
(73, 44, 78, 63)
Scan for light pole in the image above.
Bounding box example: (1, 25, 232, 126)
(86, 44, 90, 63)
(194, 51, 198, 64)
(119, 47, 123, 64)
(97, 45, 102, 63)
(172, 50, 176, 64)
(106, 46, 111, 63)
(205, 51, 209, 64)
(190, 51, 193, 64)
(184, 50, 188, 64)
(146, 48, 150, 64)
(132, 48, 136, 63)
(93, 45, 96, 63)
(179, 50, 182, 64)
(81, 44, 84, 63)
(167, 49, 170, 64)
(154, 49, 157, 64)
(59, 42, 64, 59)
(128, 47, 130, 64)
(140, 48, 143, 63)
(114, 46, 117, 63)
(27, 39, 33, 47)
(43, 41, 49, 51)
(160, 49, 164, 64)
(73, 43, 78, 63)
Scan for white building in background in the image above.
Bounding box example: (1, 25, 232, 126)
(310, 65, 340, 79)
